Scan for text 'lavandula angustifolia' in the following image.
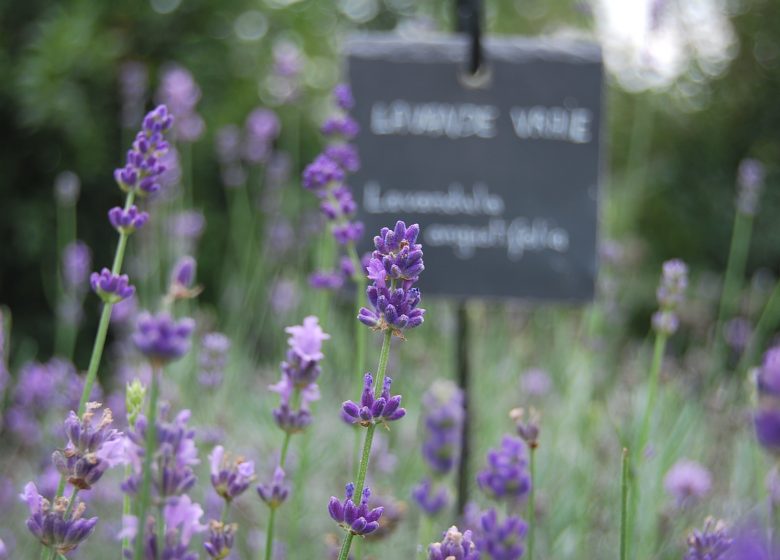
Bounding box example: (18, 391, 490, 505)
(262, 316, 328, 560)
(334, 221, 426, 560)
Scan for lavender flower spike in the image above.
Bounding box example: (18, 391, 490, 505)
(209, 446, 255, 502)
(90, 268, 135, 303)
(114, 105, 174, 196)
(203, 520, 237, 559)
(108, 205, 149, 234)
(411, 478, 450, 517)
(685, 517, 732, 560)
(342, 373, 406, 427)
(477, 508, 527, 560)
(257, 467, 290, 509)
(22, 482, 98, 555)
(132, 311, 195, 365)
(428, 526, 479, 560)
(328, 483, 384, 536)
(477, 436, 531, 502)
(52, 402, 124, 490)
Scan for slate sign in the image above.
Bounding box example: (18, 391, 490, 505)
(345, 33, 603, 301)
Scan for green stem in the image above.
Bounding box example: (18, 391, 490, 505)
(528, 446, 536, 560)
(121, 462, 132, 553)
(337, 330, 393, 560)
(620, 448, 629, 560)
(279, 431, 292, 466)
(714, 210, 754, 367)
(221, 502, 231, 524)
(133, 366, 161, 560)
(739, 279, 780, 374)
(348, 243, 367, 380)
(265, 507, 278, 560)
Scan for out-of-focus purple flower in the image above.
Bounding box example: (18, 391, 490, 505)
(333, 84, 355, 111)
(476, 509, 526, 560)
(52, 402, 124, 490)
(203, 521, 237, 559)
(257, 467, 289, 509)
(363, 493, 405, 541)
(114, 105, 174, 196)
(342, 373, 406, 427)
(123, 408, 199, 499)
(54, 171, 80, 206)
(725, 317, 752, 352)
(164, 494, 207, 545)
(109, 206, 149, 234)
(656, 259, 688, 309)
(663, 459, 712, 506)
(22, 482, 98, 555)
(209, 446, 255, 502)
(158, 146, 182, 192)
(321, 116, 360, 140)
(167, 256, 201, 302)
(302, 154, 345, 192)
(91, 269, 135, 303)
(411, 478, 449, 517)
(270, 279, 300, 316)
(215, 124, 242, 164)
(428, 526, 479, 560)
(198, 333, 230, 388)
(286, 316, 330, 363)
(169, 210, 206, 241)
(111, 294, 138, 325)
(268, 39, 303, 103)
(754, 408, 780, 452)
(270, 362, 320, 435)
(757, 347, 780, 397)
(684, 517, 732, 560)
(132, 312, 194, 365)
(652, 310, 680, 335)
(266, 151, 292, 189)
(333, 222, 365, 246)
(328, 483, 384, 536)
(244, 108, 280, 165)
(510, 407, 540, 449)
(324, 144, 361, 174)
(119, 61, 149, 128)
(158, 65, 205, 142)
(520, 368, 552, 397)
(418, 380, 463, 476)
(736, 158, 765, 216)
(726, 525, 778, 560)
(310, 271, 345, 290)
(0, 537, 7, 559)
(476, 436, 531, 502)
(62, 241, 92, 292)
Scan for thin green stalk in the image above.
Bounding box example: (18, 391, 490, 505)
(337, 330, 393, 560)
(133, 367, 161, 560)
(279, 431, 292, 465)
(121, 462, 132, 552)
(264, 430, 293, 560)
(739, 279, 780, 374)
(621, 448, 629, 560)
(714, 210, 754, 367)
(417, 514, 432, 558)
(221, 502, 231, 524)
(528, 446, 536, 560)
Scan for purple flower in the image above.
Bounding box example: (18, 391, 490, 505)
(420, 380, 464, 475)
(411, 478, 450, 517)
(476, 436, 531, 502)
(754, 408, 780, 452)
(90, 268, 135, 303)
(310, 271, 345, 290)
(333, 222, 365, 246)
(209, 446, 255, 502)
(510, 407, 540, 448)
(257, 467, 290, 509)
(169, 210, 206, 241)
(114, 105, 174, 196)
(198, 333, 230, 388)
(476, 509, 526, 560)
(428, 526, 479, 560)
(170, 255, 197, 291)
(328, 483, 384, 536)
(302, 154, 345, 192)
(656, 259, 688, 310)
(663, 459, 712, 506)
(757, 347, 780, 397)
(52, 402, 124, 490)
(22, 482, 98, 555)
(371, 221, 425, 284)
(203, 521, 237, 559)
(286, 316, 330, 363)
(652, 310, 680, 335)
(119, 60, 149, 128)
(358, 281, 425, 335)
(342, 373, 406, 427)
(158, 65, 204, 142)
(324, 144, 360, 173)
(109, 205, 149, 233)
(321, 116, 360, 140)
(333, 84, 355, 111)
(215, 124, 242, 165)
(737, 158, 765, 215)
(520, 368, 552, 397)
(132, 311, 194, 364)
(244, 108, 280, 164)
(62, 241, 92, 291)
(164, 494, 207, 544)
(269, 279, 300, 315)
(685, 517, 732, 560)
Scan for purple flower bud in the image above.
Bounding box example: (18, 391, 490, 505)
(510, 407, 540, 448)
(328, 483, 384, 536)
(157, 65, 204, 143)
(90, 268, 135, 303)
(476, 436, 531, 502)
(257, 467, 290, 509)
(108, 205, 149, 233)
(302, 154, 345, 192)
(428, 526, 479, 560)
(22, 482, 98, 555)
(310, 271, 345, 291)
(342, 373, 406, 427)
(321, 116, 360, 140)
(685, 517, 732, 560)
(656, 259, 688, 311)
(333, 84, 355, 111)
(171, 256, 197, 288)
(209, 446, 255, 502)
(420, 380, 464, 475)
(203, 520, 237, 559)
(411, 478, 450, 517)
(324, 144, 361, 173)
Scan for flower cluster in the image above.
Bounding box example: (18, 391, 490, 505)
(685, 517, 732, 560)
(90, 269, 135, 304)
(132, 311, 195, 365)
(328, 483, 384, 536)
(412, 381, 464, 517)
(359, 221, 426, 335)
(753, 347, 780, 453)
(270, 316, 329, 433)
(114, 105, 174, 196)
(477, 435, 531, 502)
(158, 65, 204, 143)
(203, 521, 237, 559)
(52, 402, 123, 490)
(428, 526, 479, 560)
(22, 482, 98, 555)
(257, 467, 290, 509)
(652, 258, 688, 335)
(736, 158, 765, 216)
(476, 508, 527, 560)
(209, 446, 255, 503)
(301, 84, 364, 289)
(109, 205, 149, 234)
(342, 373, 406, 427)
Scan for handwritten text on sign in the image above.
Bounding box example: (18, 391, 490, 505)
(346, 34, 603, 301)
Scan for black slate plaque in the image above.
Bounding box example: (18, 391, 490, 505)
(346, 33, 603, 301)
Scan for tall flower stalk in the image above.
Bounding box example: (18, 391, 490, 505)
(333, 221, 425, 560)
